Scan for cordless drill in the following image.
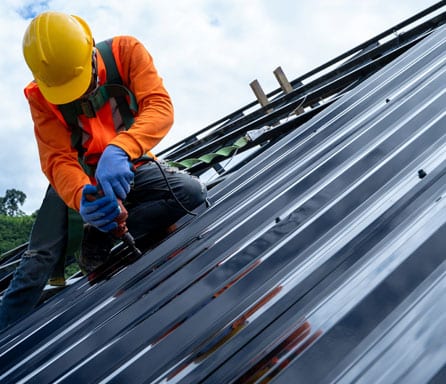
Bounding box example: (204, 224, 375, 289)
(85, 190, 142, 257)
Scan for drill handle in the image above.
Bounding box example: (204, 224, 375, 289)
(85, 187, 129, 238)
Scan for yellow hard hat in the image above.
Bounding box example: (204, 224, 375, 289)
(22, 11, 94, 104)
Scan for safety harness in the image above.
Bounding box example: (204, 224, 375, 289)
(58, 38, 138, 172)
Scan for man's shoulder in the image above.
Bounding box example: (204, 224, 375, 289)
(119, 35, 151, 55)
(106, 35, 141, 47)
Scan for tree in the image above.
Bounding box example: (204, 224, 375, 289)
(0, 215, 34, 255)
(0, 189, 27, 217)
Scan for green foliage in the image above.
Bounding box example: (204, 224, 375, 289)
(65, 262, 80, 278)
(0, 189, 27, 217)
(0, 188, 32, 256)
(0, 214, 34, 255)
(0, 188, 81, 278)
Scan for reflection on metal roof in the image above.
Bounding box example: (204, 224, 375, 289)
(1, 3, 446, 383)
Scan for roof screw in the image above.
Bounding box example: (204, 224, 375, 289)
(418, 169, 427, 179)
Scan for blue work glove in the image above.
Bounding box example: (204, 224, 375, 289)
(80, 184, 120, 232)
(95, 145, 134, 200)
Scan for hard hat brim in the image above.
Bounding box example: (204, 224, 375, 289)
(36, 59, 93, 105)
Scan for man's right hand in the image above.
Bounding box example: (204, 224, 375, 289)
(80, 184, 120, 232)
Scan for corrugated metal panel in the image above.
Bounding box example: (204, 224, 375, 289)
(1, 5, 446, 384)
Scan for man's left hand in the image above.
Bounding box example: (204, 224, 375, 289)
(95, 145, 134, 200)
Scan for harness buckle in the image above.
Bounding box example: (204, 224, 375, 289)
(80, 86, 109, 118)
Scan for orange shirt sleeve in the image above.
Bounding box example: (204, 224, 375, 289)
(108, 36, 174, 159)
(25, 82, 90, 211)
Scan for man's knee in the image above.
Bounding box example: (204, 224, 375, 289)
(180, 175, 208, 210)
(20, 250, 61, 279)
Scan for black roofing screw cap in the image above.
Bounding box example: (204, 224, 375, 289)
(418, 169, 427, 179)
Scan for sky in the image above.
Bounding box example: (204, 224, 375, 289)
(0, 0, 441, 214)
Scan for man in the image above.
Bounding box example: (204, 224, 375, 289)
(0, 11, 207, 330)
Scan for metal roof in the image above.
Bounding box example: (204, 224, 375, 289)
(1, 2, 446, 383)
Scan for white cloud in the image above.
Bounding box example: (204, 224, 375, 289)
(0, 0, 439, 213)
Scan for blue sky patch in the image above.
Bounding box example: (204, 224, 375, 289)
(17, 1, 49, 19)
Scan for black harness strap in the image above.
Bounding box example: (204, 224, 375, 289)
(95, 39, 137, 128)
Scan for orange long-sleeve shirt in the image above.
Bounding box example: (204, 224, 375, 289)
(24, 36, 174, 211)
